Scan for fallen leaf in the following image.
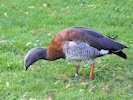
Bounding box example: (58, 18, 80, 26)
(81, 82, 88, 87)
(88, 4, 96, 9)
(42, 3, 50, 8)
(104, 0, 108, 4)
(47, 92, 55, 100)
(29, 98, 36, 100)
(48, 33, 51, 36)
(24, 11, 29, 16)
(22, 92, 28, 98)
(114, 76, 125, 81)
(61, 6, 70, 11)
(80, 4, 84, 6)
(13, 73, 17, 77)
(4, 12, 8, 17)
(28, 5, 35, 9)
(65, 7, 69, 9)
(0, 40, 7, 43)
(65, 83, 71, 88)
(6, 82, 9, 87)
(51, 11, 57, 16)
(88, 84, 96, 92)
(11, 5, 19, 10)
(47, 82, 51, 88)
(64, 73, 68, 79)
(31, 28, 47, 34)
(88, 4, 94, 8)
(19, 50, 24, 56)
(79, 89, 84, 92)
(54, 81, 59, 85)
(31, 65, 38, 72)
(26, 42, 32, 46)
(79, 76, 83, 82)
(102, 84, 110, 92)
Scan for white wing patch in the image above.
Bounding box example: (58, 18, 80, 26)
(69, 41, 78, 47)
(100, 49, 109, 55)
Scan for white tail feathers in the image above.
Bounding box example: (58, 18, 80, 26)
(100, 49, 109, 55)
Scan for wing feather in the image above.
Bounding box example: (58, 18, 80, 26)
(73, 27, 127, 51)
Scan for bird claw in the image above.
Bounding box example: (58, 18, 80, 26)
(75, 73, 78, 78)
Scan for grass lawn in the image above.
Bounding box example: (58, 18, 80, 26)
(0, 0, 132, 99)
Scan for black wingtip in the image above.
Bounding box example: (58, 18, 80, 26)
(113, 51, 127, 59)
(23, 65, 29, 71)
(125, 45, 129, 49)
(25, 67, 28, 70)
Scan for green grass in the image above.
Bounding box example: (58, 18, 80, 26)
(0, 0, 133, 99)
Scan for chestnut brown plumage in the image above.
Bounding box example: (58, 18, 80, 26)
(24, 26, 127, 80)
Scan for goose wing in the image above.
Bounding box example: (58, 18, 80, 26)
(73, 27, 127, 51)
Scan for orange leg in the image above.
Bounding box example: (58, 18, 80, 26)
(75, 65, 80, 77)
(89, 63, 95, 80)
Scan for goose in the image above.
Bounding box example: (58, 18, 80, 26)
(24, 26, 127, 80)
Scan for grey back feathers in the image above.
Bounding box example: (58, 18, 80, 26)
(63, 41, 109, 62)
